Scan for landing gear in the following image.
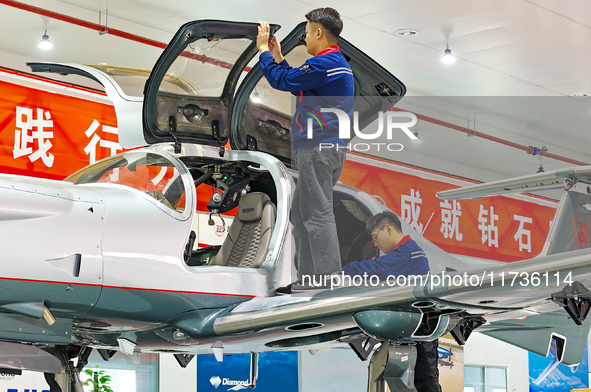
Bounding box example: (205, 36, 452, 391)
(367, 341, 417, 392)
(44, 346, 91, 392)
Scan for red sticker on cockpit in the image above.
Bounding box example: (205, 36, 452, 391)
(215, 224, 226, 237)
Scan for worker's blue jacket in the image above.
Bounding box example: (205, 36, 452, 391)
(259, 45, 354, 151)
(343, 235, 430, 280)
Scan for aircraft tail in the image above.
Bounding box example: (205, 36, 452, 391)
(437, 166, 591, 256)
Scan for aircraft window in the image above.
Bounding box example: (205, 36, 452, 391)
(237, 46, 312, 160)
(64, 152, 187, 213)
(158, 38, 252, 98)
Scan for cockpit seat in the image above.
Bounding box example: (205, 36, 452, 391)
(211, 192, 276, 268)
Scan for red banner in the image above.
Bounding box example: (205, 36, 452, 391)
(340, 155, 557, 262)
(0, 78, 121, 180)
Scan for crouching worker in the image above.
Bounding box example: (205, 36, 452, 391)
(342, 211, 442, 392)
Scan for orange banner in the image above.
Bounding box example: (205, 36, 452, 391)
(340, 157, 556, 262)
(0, 79, 121, 180)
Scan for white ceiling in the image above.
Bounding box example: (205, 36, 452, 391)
(1, 0, 590, 191)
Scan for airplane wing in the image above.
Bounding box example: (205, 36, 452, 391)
(149, 244, 591, 366)
(3, 248, 589, 390)
(479, 311, 589, 366)
(437, 165, 591, 200)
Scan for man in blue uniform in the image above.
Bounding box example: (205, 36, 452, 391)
(343, 211, 430, 278)
(257, 8, 354, 290)
(343, 211, 442, 392)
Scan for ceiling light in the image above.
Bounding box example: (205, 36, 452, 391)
(570, 92, 590, 97)
(394, 29, 418, 37)
(537, 164, 545, 173)
(441, 44, 455, 64)
(38, 30, 53, 50)
(411, 129, 422, 143)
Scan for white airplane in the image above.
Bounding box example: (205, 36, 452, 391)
(1, 19, 591, 392)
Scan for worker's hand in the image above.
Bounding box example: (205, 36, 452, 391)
(269, 36, 284, 63)
(257, 21, 271, 54)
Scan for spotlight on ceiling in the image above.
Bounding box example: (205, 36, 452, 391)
(38, 30, 53, 50)
(394, 29, 419, 37)
(537, 164, 545, 173)
(441, 44, 455, 64)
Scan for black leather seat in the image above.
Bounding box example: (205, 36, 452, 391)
(211, 192, 276, 268)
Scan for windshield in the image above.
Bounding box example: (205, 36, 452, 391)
(65, 151, 188, 213)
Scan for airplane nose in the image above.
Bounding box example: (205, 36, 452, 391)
(0, 174, 106, 303)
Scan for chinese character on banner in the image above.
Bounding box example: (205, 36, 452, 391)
(401, 188, 424, 233)
(478, 205, 499, 248)
(13, 106, 55, 167)
(513, 214, 533, 252)
(84, 119, 122, 164)
(440, 200, 463, 241)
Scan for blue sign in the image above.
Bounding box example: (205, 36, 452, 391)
(6, 390, 48, 392)
(529, 342, 589, 392)
(197, 352, 298, 392)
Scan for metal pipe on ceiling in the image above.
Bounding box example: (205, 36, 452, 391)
(390, 108, 589, 166)
(0, 0, 167, 49)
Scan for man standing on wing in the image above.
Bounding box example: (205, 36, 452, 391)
(257, 8, 354, 291)
(343, 211, 442, 392)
